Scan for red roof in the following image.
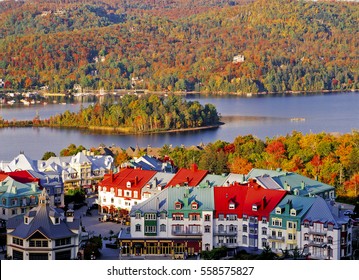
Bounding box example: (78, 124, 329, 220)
(213, 183, 248, 218)
(99, 168, 157, 197)
(165, 164, 207, 188)
(6, 170, 39, 184)
(0, 171, 9, 181)
(242, 180, 287, 220)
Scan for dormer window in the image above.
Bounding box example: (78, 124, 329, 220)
(127, 181, 131, 188)
(25, 217, 29, 224)
(229, 201, 235, 209)
(275, 207, 282, 214)
(290, 209, 296, 216)
(252, 204, 258, 211)
(191, 202, 198, 210)
(175, 201, 182, 210)
(54, 217, 60, 224)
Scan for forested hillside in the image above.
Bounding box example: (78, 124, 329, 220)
(0, 0, 358, 93)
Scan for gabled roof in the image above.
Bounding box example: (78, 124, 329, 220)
(255, 175, 283, 190)
(225, 173, 246, 185)
(213, 183, 248, 218)
(4, 153, 38, 172)
(271, 195, 316, 219)
(243, 181, 287, 219)
(6, 170, 39, 184)
(199, 173, 229, 188)
(272, 172, 334, 196)
(142, 172, 175, 194)
(8, 205, 78, 239)
(165, 164, 207, 188)
(130, 188, 169, 215)
(0, 177, 41, 198)
(303, 198, 350, 228)
(246, 168, 287, 180)
(167, 186, 214, 213)
(100, 168, 157, 191)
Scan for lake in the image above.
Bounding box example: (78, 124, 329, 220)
(0, 92, 358, 160)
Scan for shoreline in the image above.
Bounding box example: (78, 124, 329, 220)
(0, 123, 223, 135)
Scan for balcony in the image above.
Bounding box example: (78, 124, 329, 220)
(308, 230, 327, 236)
(172, 230, 202, 236)
(268, 235, 284, 242)
(214, 230, 237, 236)
(307, 240, 327, 248)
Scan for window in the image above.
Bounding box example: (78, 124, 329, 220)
(218, 224, 224, 232)
(191, 202, 198, 210)
(290, 209, 297, 216)
(118, 189, 122, 196)
(55, 238, 71, 247)
(262, 217, 267, 224)
(328, 224, 334, 231)
(13, 237, 23, 246)
(328, 236, 333, 244)
(189, 213, 200, 221)
(278, 232, 282, 238)
(304, 221, 309, 228)
(262, 239, 268, 248)
(160, 224, 166, 232)
(275, 207, 282, 214)
(229, 202, 235, 209)
(54, 217, 59, 224)
(252, 204, 258, 211)
(242, 235, 247, 244)
(272, 218, 282, 227)
(144, 213, 156, 220)
(227, 214, 237, 221)
(227, 237, 237, 244)
(125, 190, 131, 197)
(204, 214, 211, 222)
(29, 240, 49, 247)
(304, 234, 309, 241)
(218, 214, 224, 221)
(288, 233, 293, 240)
(229, 225, 237, 232)
(2, 208, 5, 215)
(160, 212, 166, 219)
(145, 226, 156, 234)
(175, 202, 182, 210)
(249, 217, 258, 224)
(11, 209, 17, 215)
(205, 226, 211, 233)
(102, 197, 106, 203)
(111, 198, 114, 204)
(243, 214, 248, 221)
(135, 212, 141, 219)
(262, 228, 267, 235)
(172, 214, 184, 221)
(12, 199, 17, 206)
(134, 191, 138, 198)
(242, 225, 247, 233)
(135, 224, 141, 232)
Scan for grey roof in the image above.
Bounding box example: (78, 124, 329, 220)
(246, 168, 288, 180)
(302, 197, 345, 228)
(255, 175, 283, 190)
(142, 172, 175, 195)
(7, 204, 79, 239)
(130, 188, 169, 215)
(199, 173, 229, 187)
(225, 173, 246, 185)
(4, 153, 38, 172)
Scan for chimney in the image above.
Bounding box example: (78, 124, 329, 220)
(262, 196, 267, 207)
(191, 163, 198, 172)
(301, 181, 306, 190)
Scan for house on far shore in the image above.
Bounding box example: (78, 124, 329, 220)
(6, 189, 81, 260)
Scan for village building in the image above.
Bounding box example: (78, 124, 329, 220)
(6, 189, 81, 260)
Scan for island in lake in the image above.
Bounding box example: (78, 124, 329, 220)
(0, 94, 222, 134)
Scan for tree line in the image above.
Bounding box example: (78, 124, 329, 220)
(0, 94, 220, 132)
